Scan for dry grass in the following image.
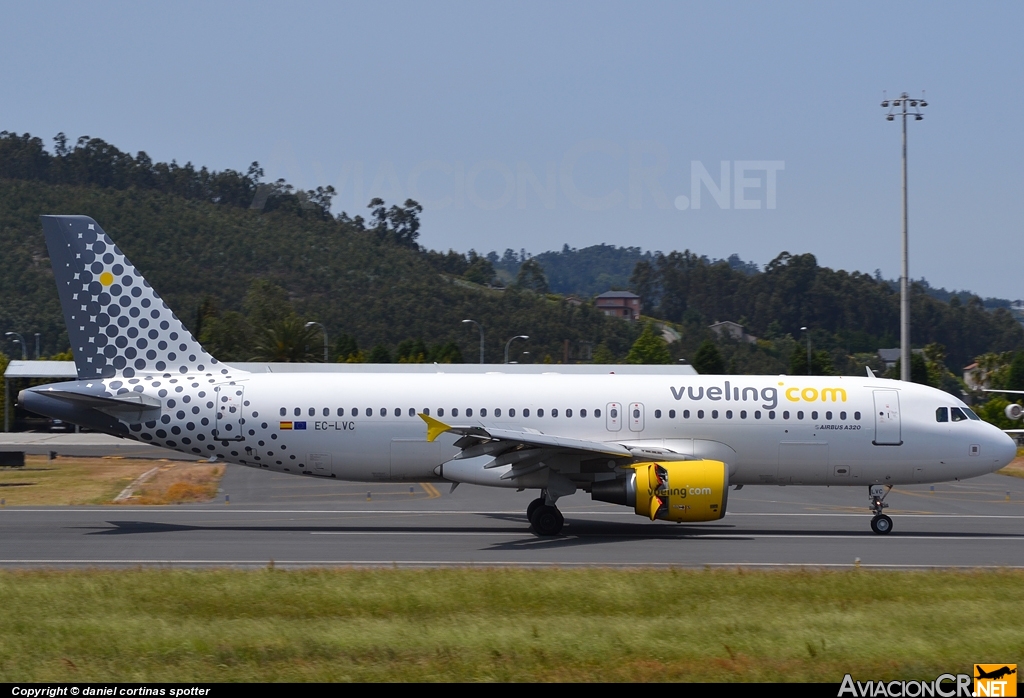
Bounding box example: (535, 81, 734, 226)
(0, 455, 157, 505)
(997, 455, 1024, 479)
(0, 455, 225, 505)
(127, 461, 224, 504)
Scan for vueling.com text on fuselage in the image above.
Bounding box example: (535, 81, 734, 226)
(669, 382, 849, 411)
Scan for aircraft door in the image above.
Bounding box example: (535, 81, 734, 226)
(606, 402, 622, 431)
(872, 390, 902, 446)
(214, 383, 245, 441)
(628, 402, 645, 432)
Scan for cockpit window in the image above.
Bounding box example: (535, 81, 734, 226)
(950, 407, 968, 422)
(964, 407, 981, 421)
(936, 407, 948, 422)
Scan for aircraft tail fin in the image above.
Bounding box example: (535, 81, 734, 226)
(41, 215, 231, 380)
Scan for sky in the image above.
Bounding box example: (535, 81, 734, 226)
(2, 1, 1022, 298)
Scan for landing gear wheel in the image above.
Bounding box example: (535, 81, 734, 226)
(526, 497, 545, 522)
(530, 505, 564, 536)
(871, 514, 893, 535)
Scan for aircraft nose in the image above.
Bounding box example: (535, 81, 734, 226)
(992, 429, 1017, 470)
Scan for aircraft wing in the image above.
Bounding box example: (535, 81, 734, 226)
(419, 413, 691, 477)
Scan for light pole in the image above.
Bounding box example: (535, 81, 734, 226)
(800, 326, 810, 375)
(882, 91, 927, 381)
(462, 319, 485, 364)
(4, 332, 27, 360)
(504, 335, 528, 364)
(304, 322, 328, 363)
(34, 333, 40, 359)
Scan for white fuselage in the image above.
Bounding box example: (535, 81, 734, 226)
(107, 371, 1014, 488)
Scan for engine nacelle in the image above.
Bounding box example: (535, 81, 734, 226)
(591, 460, 729, 522)
(1005, 403, 1023, 421)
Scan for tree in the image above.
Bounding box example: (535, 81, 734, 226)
(626, 323, 672, 364)
(692, 340, 725, 375)
(368, 344, 392, 363)
(515, 259, 549, 293)
(789, 347, 835, 376)
(889, 353, 929, 385)
(250, 316, 319, 362)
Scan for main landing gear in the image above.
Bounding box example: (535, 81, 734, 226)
(527, 491, 564, 536)
(869, 484, 893, 535)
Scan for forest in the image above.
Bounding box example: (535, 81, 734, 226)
(2, 129, 1023, 400)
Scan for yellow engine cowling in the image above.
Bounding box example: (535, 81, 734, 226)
(633, 460, 729, 522)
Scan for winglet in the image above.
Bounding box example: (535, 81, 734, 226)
(419, 413, 452, 442)
(866, 366, 875, 378)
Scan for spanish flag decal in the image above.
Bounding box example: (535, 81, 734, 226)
(280, 422, 293, 430)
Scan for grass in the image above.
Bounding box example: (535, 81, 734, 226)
(0, 455, 224, 505)
(0, 568, 1020, 681)
(998, 453, 1024, 479)
(129, 461, 225, 504)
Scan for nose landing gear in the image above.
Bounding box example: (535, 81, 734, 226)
(869, 484, 893, 535)
(527, 491, 565, 536)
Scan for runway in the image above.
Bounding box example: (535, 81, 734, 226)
(1, 464, 1023, 568)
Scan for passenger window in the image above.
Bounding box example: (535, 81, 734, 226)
(840, 411, 847, 420)
(725, 410, 732, 419)
(683, 410, 690, 418)
(351, 407, 358, 416)
(509, 408, 515, 417)
(951, 407, 967, 422)
(668, 410, 675, 418)
(408, 408, 415, 417)
(495, 408, 501, 417)
(936, 407, 948, 422)
(655, 409, 662, 418)
(338, 408, 345, 417)
(537, 409, 545, 417)
(423, 408, 430, 416)
(380, 408, 386, 417)
(712, 410, 719, 419)
(740, 410, 747, 419)
(523, 408, 530, 417)
(324, 408, 330, 417)
(480, 408, 487, 417)
(610, 408, 618, 418)
(783, 411, 790, 419)
(566, 409, 572, 417)
(697, 410, 704, 418)
(394, 408, 401, 417)
(581, 409, 587, 417)
(280, 408, 286, 416)
(365, 408, 372, 417)
(825, 411, 832, 420)
(595, 409, 601, 418)
(854, 411, 861, 420)
(811, 411, 818, 420)
(309, 407, 315, 417)
(437, 408, 444, 417)
(797, 411, 804, 419)
(467, 408, 473, 417)
(452, 408, 459, 417)
(552, 409, 558, 417)
(294, 408, 301, 417)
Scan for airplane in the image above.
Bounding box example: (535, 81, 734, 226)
(17, 215, 1017, 536)
(975, 666, 1016, 681)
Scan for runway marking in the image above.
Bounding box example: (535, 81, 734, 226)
(0, 559, 1022, 570)
(305, 531, 1024, 541)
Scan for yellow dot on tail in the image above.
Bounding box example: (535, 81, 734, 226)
(99, 271, 114, 286)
